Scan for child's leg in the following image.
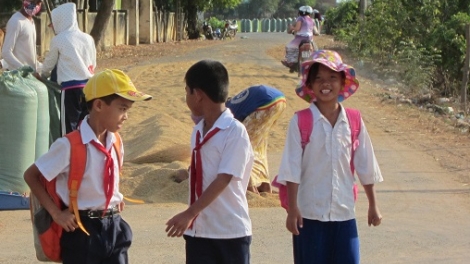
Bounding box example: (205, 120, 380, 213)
(105, 216, 133, 264)
(216, 236, 251, 264)
(293, 219, 360, 264)
(61, 88, 87, 135)
(184, 235, 251, 264)
(293, 219, 333, 264)
(331, 219, 360, 264)
(184, 235, 219, 264)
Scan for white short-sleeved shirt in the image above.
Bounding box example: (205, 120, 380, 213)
(277, 104, 383, 222)
(184, 108, 254, 239)
(35, 116, 124, 210)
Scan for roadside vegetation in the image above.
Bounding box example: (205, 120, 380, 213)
(325, 0, 470, 99)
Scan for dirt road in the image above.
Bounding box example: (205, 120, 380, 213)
(1, 33, 470, 264)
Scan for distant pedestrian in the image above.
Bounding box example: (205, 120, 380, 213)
(1, 0, 42, 72)
(41, 3, 96, 135)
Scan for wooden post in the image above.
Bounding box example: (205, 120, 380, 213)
(461, 24, 470, 114)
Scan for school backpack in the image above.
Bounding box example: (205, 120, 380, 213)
(271, 107, 361, 211)
(29, 130, 122, 262)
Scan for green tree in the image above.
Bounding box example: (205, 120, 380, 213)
(0, 0, 21, 13)
(274, 0, 317, 18)
(328, 0, 470, 96)
(237, 0, 280, 18)
(183, 0, 242, 39)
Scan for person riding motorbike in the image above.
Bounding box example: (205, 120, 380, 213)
(202, 21, 214, 40)
(313, 9, 324, 35)
(223, 19, 238, 39)
(281, 6, 319, 70)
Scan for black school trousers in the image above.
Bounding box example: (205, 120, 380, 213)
(60, 214, 133, 264)
(184, 235, 251, 264)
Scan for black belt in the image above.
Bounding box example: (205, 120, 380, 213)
(78, 206, 120, 219)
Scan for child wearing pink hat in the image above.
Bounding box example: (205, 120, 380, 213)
(276, 50, 383, 264)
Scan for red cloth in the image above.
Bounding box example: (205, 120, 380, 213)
(90, 140, 115, 212)
(190, 128, 221, 204)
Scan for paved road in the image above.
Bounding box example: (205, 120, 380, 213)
(1, 33, 469, 264)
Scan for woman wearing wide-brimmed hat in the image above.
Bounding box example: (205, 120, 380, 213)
(276, 50, 383, 264)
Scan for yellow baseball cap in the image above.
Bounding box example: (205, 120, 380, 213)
(84, 69, 152, 102)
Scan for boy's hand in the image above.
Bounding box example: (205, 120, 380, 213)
(286, 206, 303, 235)
(53, 209, 78, 232)
(165, 210, 197, 237)
(368, 205, 382, 227)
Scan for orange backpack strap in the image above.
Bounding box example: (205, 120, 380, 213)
(64, 131, 90, 236)
(113, 132, 122, 169)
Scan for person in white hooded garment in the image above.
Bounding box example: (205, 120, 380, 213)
(41, 2, 96, 136)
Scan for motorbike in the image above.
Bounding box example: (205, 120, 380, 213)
(202, 22, 215, 40)
(222, 20, 238, 39)
(296, 40, 319, 76)
(283, 39, 319, 75)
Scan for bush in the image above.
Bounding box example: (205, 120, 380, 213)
(326, 0, 470, 97)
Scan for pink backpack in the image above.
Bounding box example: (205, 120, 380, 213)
(272, 107, 362, 210)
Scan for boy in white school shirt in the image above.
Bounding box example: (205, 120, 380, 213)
(165, 60, 254, 264)
(24, 69, 152, 263)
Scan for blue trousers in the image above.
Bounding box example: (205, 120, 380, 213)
(184, 235, 251, 264)
(293, 219, 360, 264)
(60, 215, 133, 264)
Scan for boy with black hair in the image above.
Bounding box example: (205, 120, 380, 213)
(24, 69, 152, 264)
(165, 60, 254, 264)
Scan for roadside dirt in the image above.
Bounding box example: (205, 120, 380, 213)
(98, 35, 470, 188)
(1, 33, 469, 264)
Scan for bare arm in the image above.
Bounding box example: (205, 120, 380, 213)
(165, 173, 233, 237)
(24, 164, 78, 232)
(286, 181, 303, 235)
(363, 184, 382, 226)
(288, 21, 302, 34)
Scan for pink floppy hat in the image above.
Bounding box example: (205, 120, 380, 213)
(295, 50, 359, 103)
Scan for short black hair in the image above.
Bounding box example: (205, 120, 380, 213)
(86, 94, 121, 111)
(185, 60, 229, 103)
(306, 63, 346, 86)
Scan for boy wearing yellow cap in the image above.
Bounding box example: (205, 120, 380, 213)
(24, 69, 152, 263)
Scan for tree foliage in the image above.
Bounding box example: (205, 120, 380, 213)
(182, 0, 243, 39)
(327, 0, 470, 97)
(0, 0, 21, 13)
(236, 0, 317, 18)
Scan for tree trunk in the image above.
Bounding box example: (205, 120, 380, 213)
(90, 0, 115, 51)
(185, 2, 199, 39)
